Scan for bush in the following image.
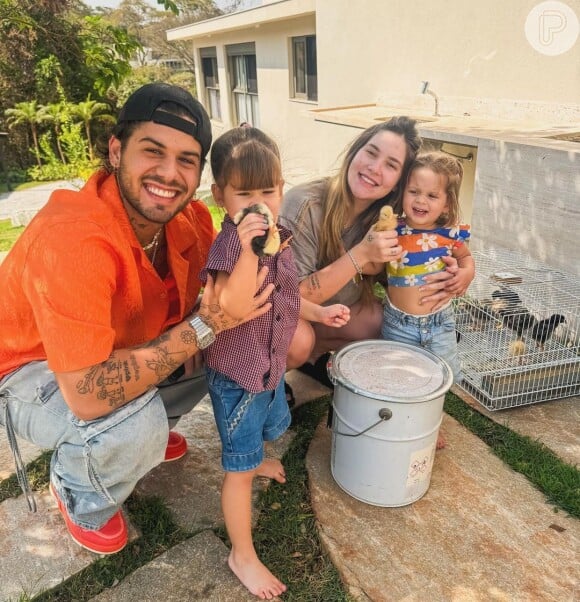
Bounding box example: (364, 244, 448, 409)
(27, 124, 97, 182)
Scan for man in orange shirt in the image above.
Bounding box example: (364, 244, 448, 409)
(0, 83, 273, 555)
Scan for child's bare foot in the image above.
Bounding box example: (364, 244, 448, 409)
(256, 458, 286, 483)
(229, 551, 287, 599)
(436, 432, 447, 450)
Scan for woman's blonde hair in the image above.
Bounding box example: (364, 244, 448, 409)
(408, 151, 464, 226)
(319, 117, 422, 304)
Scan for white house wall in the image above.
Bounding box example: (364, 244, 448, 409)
(189, 14, 359, 184)
(314, 0, 580, 119)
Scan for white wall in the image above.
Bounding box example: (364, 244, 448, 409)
(192, 14, 365, 185)
(315, 0, 580, 120)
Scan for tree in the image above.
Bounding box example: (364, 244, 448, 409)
(107, 0, 229, 76)
(78, 15, 141, 95)
(71, 96, 110, 160)
(38, 102, 68, 163)
(5, 101, 48, 166)
(0, 0, 141, 168)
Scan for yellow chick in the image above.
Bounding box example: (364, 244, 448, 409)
(372, 205, 399, 271)
(508, 339, 526, 365)
(373, 206, 398, 231)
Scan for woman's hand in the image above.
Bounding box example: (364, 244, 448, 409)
(355, 224, 402, 266)
(419, 256, 474, 311)
(198, 269, 274, 333)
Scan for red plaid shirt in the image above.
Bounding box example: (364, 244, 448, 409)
(200, 217, 300, 392)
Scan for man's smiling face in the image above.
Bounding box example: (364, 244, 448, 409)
(110, 120, 203, 226)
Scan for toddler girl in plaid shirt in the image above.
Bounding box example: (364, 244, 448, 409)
(200, 126, 349, 599)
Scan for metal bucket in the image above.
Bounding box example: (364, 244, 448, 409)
(328, 340, 453, 507)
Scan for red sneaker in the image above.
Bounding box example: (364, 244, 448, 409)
(50, 483, 127, 555)
(164, 431, 188, 462)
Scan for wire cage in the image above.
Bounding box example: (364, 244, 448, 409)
(455, 249, 580, 410)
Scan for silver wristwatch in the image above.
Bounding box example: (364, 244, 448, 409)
(188, 315, 216, 349)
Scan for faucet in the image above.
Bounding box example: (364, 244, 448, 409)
(420, 81, 440, 117)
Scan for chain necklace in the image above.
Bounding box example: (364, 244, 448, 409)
(142, 228, 162, 251)
(142, 228, 163, 266)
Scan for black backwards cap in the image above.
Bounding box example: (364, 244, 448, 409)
(114, 82, 212, 161)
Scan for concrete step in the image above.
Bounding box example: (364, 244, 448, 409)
(90, 531, 266, 602)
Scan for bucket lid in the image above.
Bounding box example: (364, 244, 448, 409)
(329, 340, 454, 402)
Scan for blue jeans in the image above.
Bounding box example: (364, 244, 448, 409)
(0, 360, 207, 529)
(381, 297, 461, 382)
(207, 368, 291, 472)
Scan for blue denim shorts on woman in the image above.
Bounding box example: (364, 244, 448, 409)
(206, 368, 291, 472)
(381, 296, 461, 382)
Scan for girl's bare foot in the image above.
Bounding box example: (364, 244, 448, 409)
(256, 458, 286, 483)
(228, 551, 287, 600)
(436, 432, 447, 450)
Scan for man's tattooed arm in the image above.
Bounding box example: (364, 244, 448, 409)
(55, 273, 273, 421)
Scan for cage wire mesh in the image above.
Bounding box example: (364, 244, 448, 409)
(455, 249, 580, 410)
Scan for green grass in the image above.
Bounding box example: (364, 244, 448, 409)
(444, 391, 580, 517)
(0, 219, 25, 252)
(251, 396, 353, 601)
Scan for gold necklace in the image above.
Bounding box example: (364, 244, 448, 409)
(142, 228, 162, 251)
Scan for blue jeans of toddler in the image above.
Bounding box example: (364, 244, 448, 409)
(381, 297, 461, 382)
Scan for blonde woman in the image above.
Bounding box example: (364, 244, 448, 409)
(280, 117, 474, 381)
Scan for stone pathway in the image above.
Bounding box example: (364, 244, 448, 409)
(308, 413, 578, 601)
(0, 180, 81, 225)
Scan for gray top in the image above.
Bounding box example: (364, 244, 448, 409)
(279, 179, 363, 307)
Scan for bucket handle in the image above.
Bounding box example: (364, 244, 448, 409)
(331, 406, 393, 437)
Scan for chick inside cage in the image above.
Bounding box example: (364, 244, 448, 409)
(455, 249, 579, 410)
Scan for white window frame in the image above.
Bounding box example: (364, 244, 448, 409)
(292, 35, 317, 102)
(200, 47, 221, 121)
(226, 43, 259, 127)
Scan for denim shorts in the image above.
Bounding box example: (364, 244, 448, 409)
(206, 368, 291, 472)
(381, 297, 461, 382)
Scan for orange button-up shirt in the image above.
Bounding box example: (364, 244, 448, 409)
(0, 170, 215, 378)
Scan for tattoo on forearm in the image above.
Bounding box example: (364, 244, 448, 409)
(76, 358, 127, 409)
(308, 274, 321, 292)
(122, 360, 131, 382)
(143, 331, 171, 348)
(77, 366, 98, 395)
(145, 346, 183, 378)
(180, 329, 197, 346)
(76, 352, 144, 409)
(130, 355, 140, 381)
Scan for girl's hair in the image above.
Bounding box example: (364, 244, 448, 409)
(408, 151, 464, 226)
(319, 116, 422, 304)
(210, 126, 282, 191)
